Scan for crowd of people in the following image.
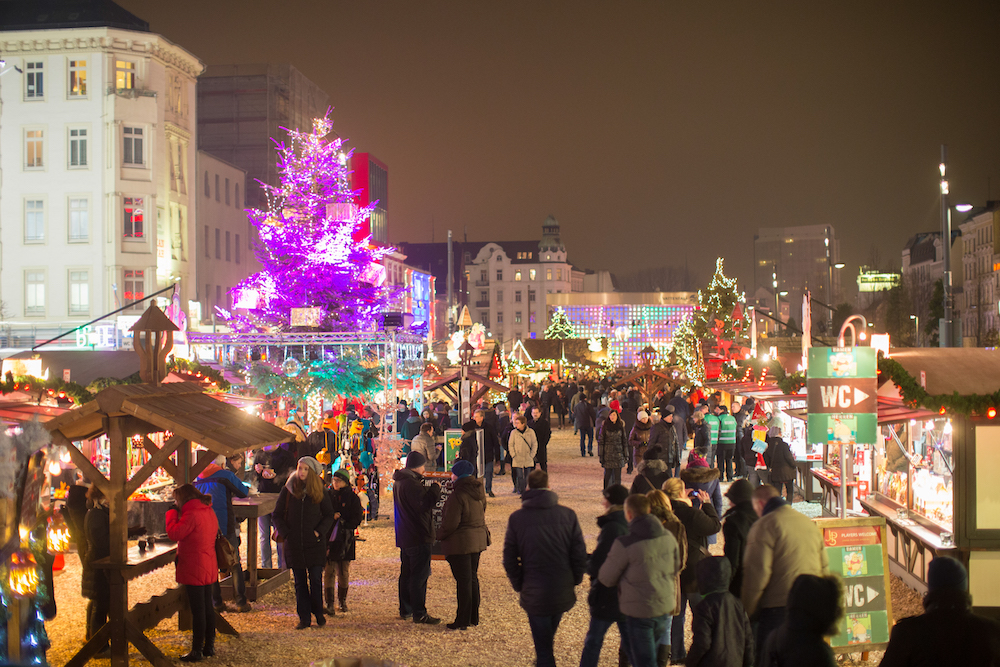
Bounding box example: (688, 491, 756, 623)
(68, 374, 1000, 666)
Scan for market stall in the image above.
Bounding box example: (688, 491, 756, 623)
(44, 306, 292, 667)
(858, 347, 1000, 606)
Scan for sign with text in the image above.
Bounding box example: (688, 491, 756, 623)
(807, 347, 878, 448)
(815, 517, 893, 653)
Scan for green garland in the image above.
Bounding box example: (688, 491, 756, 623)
(243, 356, 381, 401)
(878, 355, 1000, 416)
(717, 358, 806, 395)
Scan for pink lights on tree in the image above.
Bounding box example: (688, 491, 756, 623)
(227, 114, 394, 333)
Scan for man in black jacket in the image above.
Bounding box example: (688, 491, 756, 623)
(392, 451, 442, 625)
(468, 409, 502, 498)
(503, 470, 587, 667)
(529, 406, 552, 472)
(648, 407, 679, 473)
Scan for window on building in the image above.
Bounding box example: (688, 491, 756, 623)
(116, 61, 135, 89)
(558, 269, 563, 280)
(515, 311, 522, 324)
(69, 270, 89, 315)
(235, 183, 240, 208)
(529, 290, 536, 302)
(225, 178, 231, 205)
(25, 199, 44, 242)
(123, 197, 143, 238)
(204, 226, 210, 257)
(529, 269, 537, 280)
(479, 290, 488, 302)
(69, 60, 87, 96)
(69, 128, 87, 167)
(25, 62, 43, 99)
(530, 311, 536, 323)
(215, 175, 220, 202)
(514, 270, 522, 281)
(515, 291, 522, 303)
(480, 270, 487, 282)
(216, 286, 222, 310)
(225, 231, 231, 261)
(496, 270, 503, 281)
(546, 268, 552, 280)
(214, 228, 221, 259)
(25, 129, 43, 168)
(481, 312, 489, 326)
(124, 269, 144, 309)
(123, 126, 143, 165)
(204, 171, 210, 198)
(25, 270, 45, 315)
(68, 198, 88, 241)
(497, 290, 503, 302)
(516, 331, 522, 341)
(235, 234, 241, 264)
(497, 312, 504, 324)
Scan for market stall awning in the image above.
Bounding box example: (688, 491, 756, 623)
(0, 400, 69, 423)
(45, 382, 292, 456)
(888, 348, 1000, 395)
(424, 371, 510, 395)
(1, 349, 139, 385)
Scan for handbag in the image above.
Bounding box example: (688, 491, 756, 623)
(215, 532, 238, 575)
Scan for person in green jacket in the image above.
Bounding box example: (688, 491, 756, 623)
(718, 406, 739, 482)
(703, 407, 721, 468)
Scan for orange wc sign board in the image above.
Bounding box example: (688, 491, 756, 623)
(814, 516, 893, 653)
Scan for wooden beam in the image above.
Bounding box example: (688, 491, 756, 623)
(50, 430, 111, 497)
(189, 448, 216, 480)
(125, 435, 184, 498)
(140, 436, 179, 480)
(125, 620, 174, 667)
(439, 385, 458, 402)
(106, 416, 129, 666)
(62, 623, 112, 667)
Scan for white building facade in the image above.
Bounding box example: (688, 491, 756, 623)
(959, 205, 1000, 345)
(467, 216, 574, 350)
(0, 23, 202, 335)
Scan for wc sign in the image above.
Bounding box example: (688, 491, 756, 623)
(808, 378, 877, 414)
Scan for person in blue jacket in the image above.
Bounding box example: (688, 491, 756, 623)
(195, 455, 251, 613)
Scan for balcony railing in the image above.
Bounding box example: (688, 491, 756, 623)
(475, 301, 490, 308)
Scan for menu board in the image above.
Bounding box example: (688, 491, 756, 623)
(444, 429, 463, 471)
(815, 517, 893, 653)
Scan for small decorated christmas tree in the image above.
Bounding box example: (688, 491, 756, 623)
(544, 308, 575, 339)
(693, 258, 749, 343)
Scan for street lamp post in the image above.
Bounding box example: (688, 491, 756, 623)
(458, 339, 475, 425)
(940, 146, 953, 347)
(772, 265, 779, 334)
(910, 314, 919, 347)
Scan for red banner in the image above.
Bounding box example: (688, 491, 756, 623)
(823, 525, 880, 547)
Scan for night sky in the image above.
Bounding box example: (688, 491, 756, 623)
(120, 0, 1000, 297)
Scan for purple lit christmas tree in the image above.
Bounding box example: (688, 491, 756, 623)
(227, 114, 392, 333)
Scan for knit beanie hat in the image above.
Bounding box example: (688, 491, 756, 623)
(726, 479, 754, 505)
(298, 456, 323, 477)
(927, 556, 968, 593)
(451, 459, 475, 478)
(405, 451, 427, 469)
(637, 410, 649, 421)
(333, 468, 352, 484)
(603, 484, 629, 506)
(687, 451, 709, 468)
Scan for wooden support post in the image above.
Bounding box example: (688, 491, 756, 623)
(176, 438, 191, 485)
(107, 416, 130, 667)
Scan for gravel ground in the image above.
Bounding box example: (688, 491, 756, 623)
(45, 428, 921, 666)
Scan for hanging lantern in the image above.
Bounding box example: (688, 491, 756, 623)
(48, 513, 71, 554)
(8, 549, 39, 598)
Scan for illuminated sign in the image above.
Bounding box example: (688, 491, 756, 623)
(857, 272, 900, 293)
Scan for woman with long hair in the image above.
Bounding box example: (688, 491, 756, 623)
(596, 409, 628, 489)
(646, 489, 689, 666)
(437, 459, 489, 630)
(274, 457, 335, 629)
(166, 484, 219, 662)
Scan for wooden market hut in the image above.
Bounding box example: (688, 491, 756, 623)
(44, 306, 292, 667)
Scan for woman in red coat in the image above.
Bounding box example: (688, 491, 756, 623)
(166, 484, 219, 662)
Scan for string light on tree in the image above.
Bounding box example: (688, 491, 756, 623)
(544, 308, 575, 339)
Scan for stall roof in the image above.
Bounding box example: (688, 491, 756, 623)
(888, 349, 1000, 396)
(2, 350, 139, 385)
(44, 382, 292, 456)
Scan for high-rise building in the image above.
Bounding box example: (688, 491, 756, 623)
(196, 64, 330, 210)
(754, 225, 840, 332)
(349, 153, 388, 245)
(0, 0, 202, 335)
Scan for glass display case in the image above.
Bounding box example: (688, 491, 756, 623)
(874, 419, 953, 533)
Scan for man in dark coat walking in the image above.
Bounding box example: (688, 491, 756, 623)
(503, 469, 587, 667)
(722, 480, 758, 597)
(468, 409, 502, 497)
(879, 556, 1000, 666)
(392, 452, 442, 624)
(574, 395, 597, 457)
(530, 406, 552, 472)
(648, 407, 680, 473)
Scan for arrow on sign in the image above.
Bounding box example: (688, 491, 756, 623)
(867, 585, 879, 603)
(855, 387, 870, 405)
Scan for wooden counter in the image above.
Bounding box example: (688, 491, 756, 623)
(810, 467, 860, 517)
(860, 496, 960, 594)
(225, 493, 290, 601)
